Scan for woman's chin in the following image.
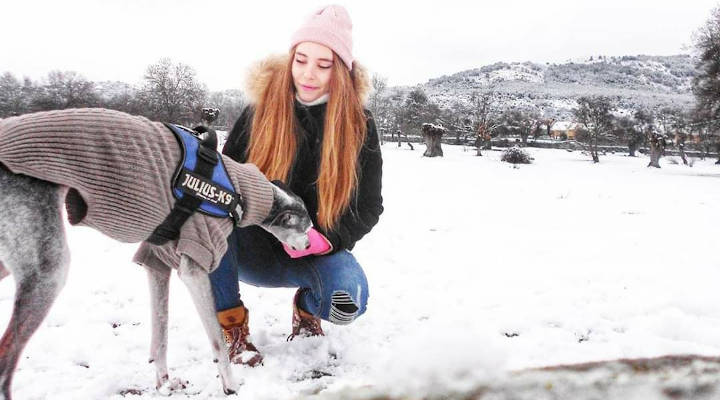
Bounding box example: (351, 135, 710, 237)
(298, 93, 321, 102)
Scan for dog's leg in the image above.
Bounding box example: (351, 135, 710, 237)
(0, 178, 69, 400)
(176, 255, 238, 395)
(144, 265, 175, 393)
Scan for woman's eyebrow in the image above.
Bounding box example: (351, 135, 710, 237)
(295, 52, 332, 63)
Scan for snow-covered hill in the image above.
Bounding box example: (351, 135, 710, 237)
(390, 55, 696, 119)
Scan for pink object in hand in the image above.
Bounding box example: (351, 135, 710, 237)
(283, 228, 333, 258)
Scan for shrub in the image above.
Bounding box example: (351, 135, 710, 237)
(501, 146, 533, 164)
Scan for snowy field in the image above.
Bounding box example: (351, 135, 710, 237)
(3, 144, 720, 399)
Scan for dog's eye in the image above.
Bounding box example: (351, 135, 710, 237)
(282, 213, 298, 227)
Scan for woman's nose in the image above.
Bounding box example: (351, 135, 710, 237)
(303, 68, 314, 79)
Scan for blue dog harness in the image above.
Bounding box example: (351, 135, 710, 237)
(147, 124, 243, 245)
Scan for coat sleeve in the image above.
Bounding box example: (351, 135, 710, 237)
(221, 106, 253, 163)
(320, 112, 384, 251)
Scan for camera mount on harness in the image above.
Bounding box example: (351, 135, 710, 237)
(147, 124, 244, 246)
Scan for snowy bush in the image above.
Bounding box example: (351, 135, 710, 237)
(501, 146, 533, 164)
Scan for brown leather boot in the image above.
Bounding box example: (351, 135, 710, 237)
(217, 305, 263, 367)
(287, 289, 325, 341)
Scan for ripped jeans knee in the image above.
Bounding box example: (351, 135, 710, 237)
(296, 250, 369, 325)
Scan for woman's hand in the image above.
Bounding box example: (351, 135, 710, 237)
(283, 228, 333, 258)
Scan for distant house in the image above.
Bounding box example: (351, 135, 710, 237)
(550, 121, 581, 140)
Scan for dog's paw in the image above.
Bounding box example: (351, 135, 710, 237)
(156, 377, 188, 396)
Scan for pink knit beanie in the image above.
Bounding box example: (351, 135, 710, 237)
(290, 5, 354, 70)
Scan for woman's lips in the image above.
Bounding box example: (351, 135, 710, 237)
(301, 84, 318, 91)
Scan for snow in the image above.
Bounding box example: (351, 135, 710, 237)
(2, 144, 720, 399)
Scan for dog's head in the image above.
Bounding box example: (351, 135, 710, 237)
(259, 180, 312, 250)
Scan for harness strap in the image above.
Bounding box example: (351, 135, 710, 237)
(147, 125, 221, 246)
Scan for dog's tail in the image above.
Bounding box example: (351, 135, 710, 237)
(0, 164, 10, 281)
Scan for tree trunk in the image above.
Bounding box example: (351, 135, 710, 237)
(422, 124, 445, 157)
(647, 145, 662, 168)
(647, 135, 664, 168)
(483, 138, 492, 150)
(592, 135, 599, 163)
(679, 144, 688, 165)
(423, 134, 443, 157)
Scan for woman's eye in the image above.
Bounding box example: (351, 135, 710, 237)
(295, 59, 306, 64)
(319, 65, 331, 69)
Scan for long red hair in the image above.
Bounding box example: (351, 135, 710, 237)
(245, 50, 367, 230)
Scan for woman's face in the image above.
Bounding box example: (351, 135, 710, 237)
(292, 42, 333, 103)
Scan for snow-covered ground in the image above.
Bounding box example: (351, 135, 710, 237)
(2, 144, 720, 399)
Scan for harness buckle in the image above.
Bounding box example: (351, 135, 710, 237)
(197, 145, 218, 165)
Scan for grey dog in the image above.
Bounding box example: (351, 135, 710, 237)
(0, 109, 313, 398)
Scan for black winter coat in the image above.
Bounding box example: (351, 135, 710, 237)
(222, 101, 384, 252)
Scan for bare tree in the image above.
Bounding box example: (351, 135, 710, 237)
(139, 58, 207, 125)
(613, 115, 644, 157)
(692, 6, 720, 134)
(502, 109, 540, 146)
(371, 73, 388, 144)
(541, 118, 557, 139)
(573, 96, 615, 163)
(658, 107, 690, 165)
(0, 72, 27, 117)
(470, 91, 501, 156)
(635, 109, 666, 168)
(207, 90, 246, 128)
(31, 71, 98, 111)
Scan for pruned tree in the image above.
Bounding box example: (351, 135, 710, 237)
(646, 129, 667, 168)
(573, 96, 616, 163)
(635, 109, 665, 168)
(421, 123, 446, 157)
(139, 58, 207, 125)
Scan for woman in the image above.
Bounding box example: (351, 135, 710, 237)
(210, 4, 383, 366)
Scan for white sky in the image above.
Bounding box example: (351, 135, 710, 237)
(1, 0, 717, 91)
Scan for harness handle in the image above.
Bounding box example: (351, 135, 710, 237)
(147, 124, 226, 245)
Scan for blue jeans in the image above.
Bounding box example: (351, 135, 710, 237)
(210, 226, 369, 325)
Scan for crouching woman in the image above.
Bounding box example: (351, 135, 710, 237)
(209, 4, 383, 366)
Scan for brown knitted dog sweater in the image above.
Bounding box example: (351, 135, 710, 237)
(0, 108, 274, 272)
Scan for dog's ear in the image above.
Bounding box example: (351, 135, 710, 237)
(270, 180, 291, 192)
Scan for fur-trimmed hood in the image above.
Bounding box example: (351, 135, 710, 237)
(244, 54, 371, 105)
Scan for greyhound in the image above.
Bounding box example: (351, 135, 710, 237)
(0, 111, 313, 398)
